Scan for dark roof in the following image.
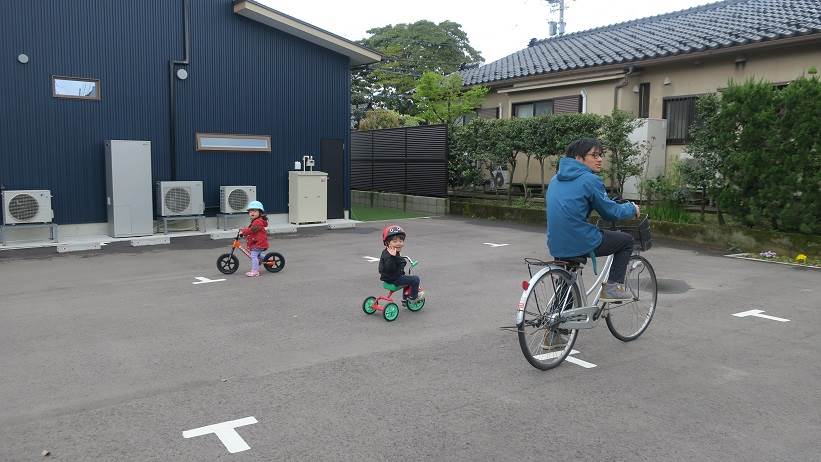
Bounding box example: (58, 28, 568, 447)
(461, 0, 821, 86)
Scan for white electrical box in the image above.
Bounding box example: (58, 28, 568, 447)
(288, 171, 327, 224)
(623, 118, 668, 200)
(105, 140, 153, 237)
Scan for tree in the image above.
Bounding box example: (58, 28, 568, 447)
(715, 77, 821, 233)
(358, 108, 401, 131)
(482, 118, 529, 205)
(531, 114, 603, 196)
(413, 72, 488, 126)
(601, 110, 646, 197)
(681, 94, 726, 223)
(354, 20, 484, 116)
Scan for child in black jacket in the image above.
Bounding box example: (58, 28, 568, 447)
(378, 224, 424, 301)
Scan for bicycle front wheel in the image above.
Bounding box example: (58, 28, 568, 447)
(605, 255, 657, 341)
(517, 267, 579, 370)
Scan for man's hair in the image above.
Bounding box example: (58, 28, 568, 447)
(565, 138, 603, 158)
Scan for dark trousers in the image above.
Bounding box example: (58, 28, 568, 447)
(394, 275, 421, 299)
(594, 230, 634, 283)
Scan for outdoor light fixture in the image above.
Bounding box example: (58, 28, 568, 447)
(176, 68, 189, 80)
(632, 85, 640, 93)
(17, 54, 29, 64)
(663, 77, 672, 86)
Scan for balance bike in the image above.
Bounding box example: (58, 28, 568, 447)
(362, 257, 425, 322)
(216, 231, 285, 274)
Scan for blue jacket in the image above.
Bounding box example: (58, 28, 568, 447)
(546, 157, 636, 258)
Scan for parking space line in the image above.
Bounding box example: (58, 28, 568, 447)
(363, 256, 379, 262)
(732, 309, 790, 322)
(193, 277, 226, 285)
(182, 416, 258, 454)
(483, 243, 509, 248)
(532, 349, 597, 368)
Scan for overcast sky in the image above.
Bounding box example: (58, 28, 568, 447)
(260, 0, 715, 63)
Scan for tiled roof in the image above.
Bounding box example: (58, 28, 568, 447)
(461, 0, 821, 85)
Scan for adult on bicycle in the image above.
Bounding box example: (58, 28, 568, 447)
(546, 138, 639, 302)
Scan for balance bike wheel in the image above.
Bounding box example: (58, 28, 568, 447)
(217, 254, 239, 274)
(262, 252, 285, 273)
(383, 303, 399, 322)
(362, 297, 377, 315)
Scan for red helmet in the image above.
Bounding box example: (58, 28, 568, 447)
(382, 224, 406, 244)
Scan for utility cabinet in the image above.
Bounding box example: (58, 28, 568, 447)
(623, 119, 668, 200)
(288, 171, 327, 224)
(105, 140, 154, 237)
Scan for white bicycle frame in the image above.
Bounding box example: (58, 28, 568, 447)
(515, 254, 614, 330)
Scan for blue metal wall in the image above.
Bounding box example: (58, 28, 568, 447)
(1, 0, 351, 224)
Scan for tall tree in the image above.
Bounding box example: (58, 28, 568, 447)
(354, 20, 484, 116)
(413, 72, 488, 126)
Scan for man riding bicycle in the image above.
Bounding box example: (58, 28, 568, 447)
(546, 138, 639, 302)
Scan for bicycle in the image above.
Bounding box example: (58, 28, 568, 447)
(515, 215, 657, 370)
(216, 231, 286, 275)
(362, 256, 425, 322)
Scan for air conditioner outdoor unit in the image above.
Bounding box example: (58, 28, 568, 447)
(2, 190, 54, 224)
(155, 181, 204, 217)
(220, 186, 256, 214)
(490, 166, 510, 190)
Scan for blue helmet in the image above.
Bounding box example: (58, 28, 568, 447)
(247, 200, 265, 212)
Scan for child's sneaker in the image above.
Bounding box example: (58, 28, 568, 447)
(245, 271, 260, 277)
(413, 290, 425, 301)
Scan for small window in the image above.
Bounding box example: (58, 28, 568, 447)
(638, 83, 650, 118)
(513, 98, 564, 118)
(513, 102, 535, 118)
(196, 133, 272, 152)
(52, 76, 100, 100)
(663, 96, 699, 145)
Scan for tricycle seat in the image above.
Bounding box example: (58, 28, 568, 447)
(382, 282, 406, 292)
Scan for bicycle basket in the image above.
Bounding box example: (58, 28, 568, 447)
(596, 215, 652, 251)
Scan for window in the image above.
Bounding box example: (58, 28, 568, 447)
(195, 133, 272, 152)
(513, 99, 553, 118)
(52, 76, 100, 100)
(458, 107, 499, 125)
(663, 96, 699, 144)
(638, 83, 650, 118)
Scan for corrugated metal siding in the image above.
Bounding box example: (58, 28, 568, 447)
(0, 0, 181, 224)
(1, 0, 352, 223)
(350, 125, 448, 198)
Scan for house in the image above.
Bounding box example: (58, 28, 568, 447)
(0, 0, 380, 232)
(461, 0, 821, 188)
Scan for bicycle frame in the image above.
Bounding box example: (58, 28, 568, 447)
(516, 254, 614, 330)
(230, 237, 254, 260)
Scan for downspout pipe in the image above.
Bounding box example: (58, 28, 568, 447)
(612, 65, 635, 112)
(611, 65, 635, 191)
(168, 0, 191, 181)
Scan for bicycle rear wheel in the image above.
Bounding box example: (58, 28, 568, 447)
(517, 267, 579, 370)
(605, 255, 657, 341)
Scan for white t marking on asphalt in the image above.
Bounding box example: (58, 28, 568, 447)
(483, 243, 509, 248)
(533, 349, 597, 368)
(182, 416, 258, 453)
(363, 256, 380, 262)
(732, 309, 790, 322)
(193, 277, 226, 285)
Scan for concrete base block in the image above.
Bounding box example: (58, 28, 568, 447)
(209, 231, 239, 240)
(130, 236, 171, 247)
(57, 242, 102, 253)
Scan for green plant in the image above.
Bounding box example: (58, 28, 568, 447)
(358, 108, 402, 130)
(714, 77, 821, 234)
(413, 72, 488, 126)
(601, 110, 646, 197)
